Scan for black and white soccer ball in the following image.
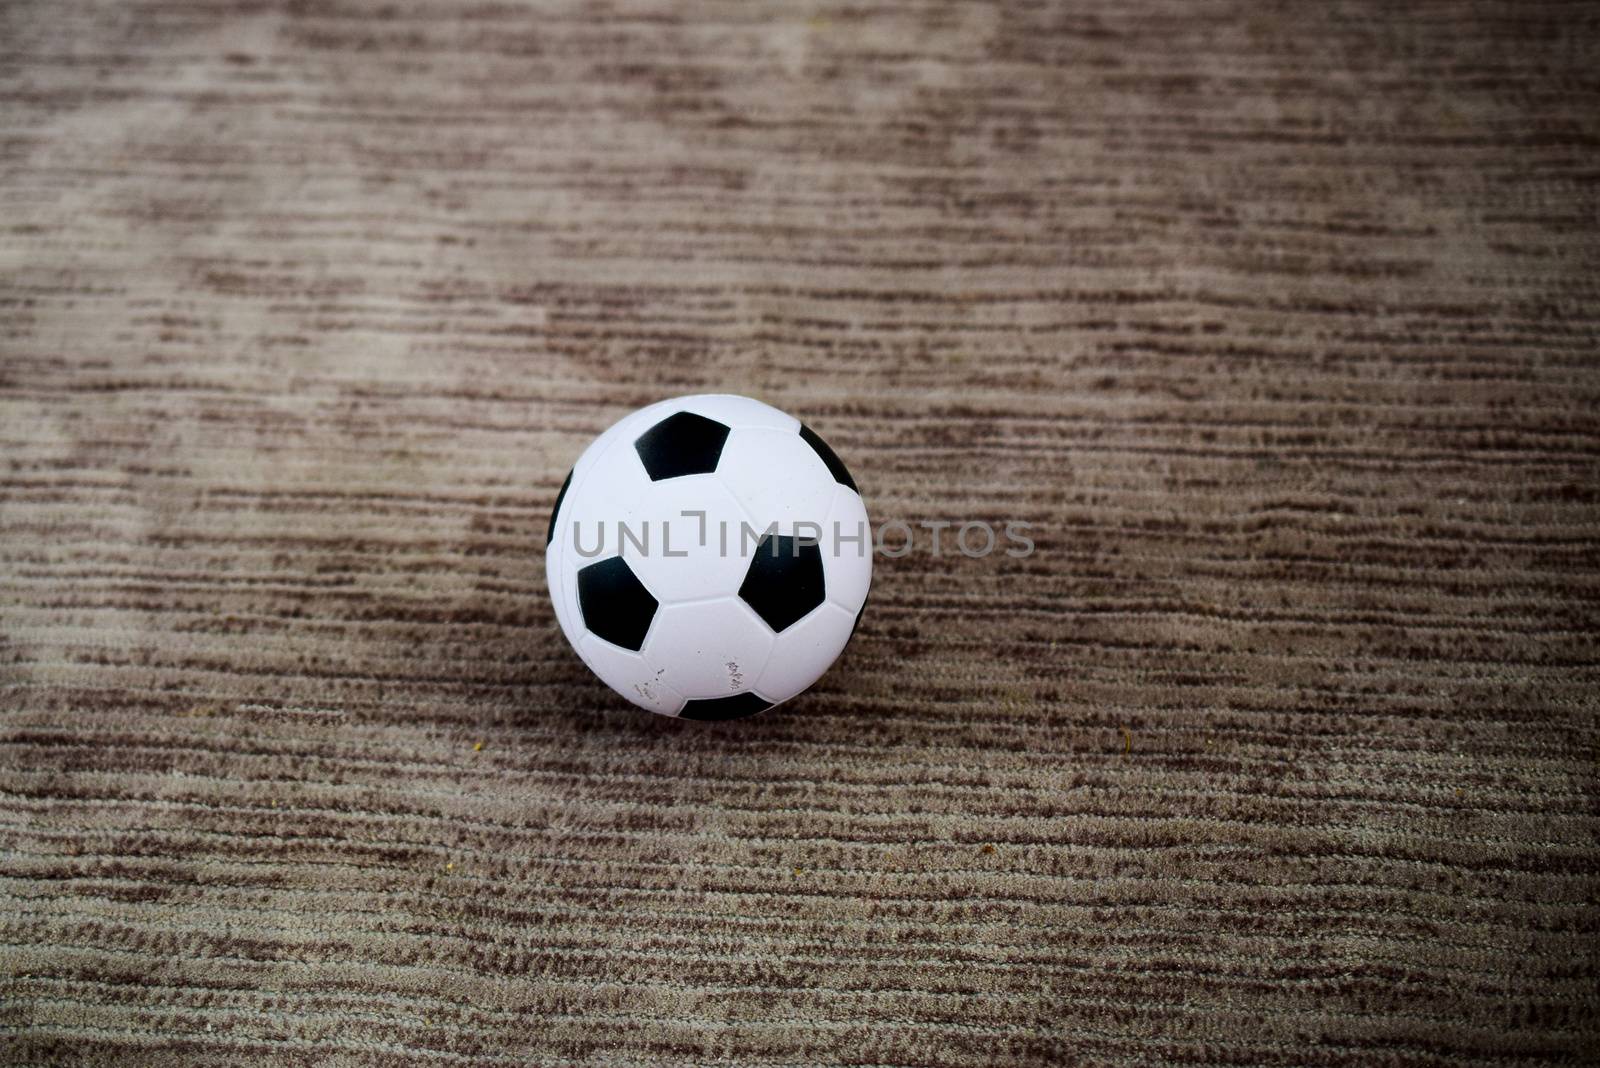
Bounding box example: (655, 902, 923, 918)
(545, 395, 870, 721)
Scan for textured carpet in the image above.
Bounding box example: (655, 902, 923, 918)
(3, 2, 1599, 1065)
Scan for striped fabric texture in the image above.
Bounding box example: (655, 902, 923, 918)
(2, 2, 1597, 1064)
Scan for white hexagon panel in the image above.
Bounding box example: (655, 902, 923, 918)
(822, 483, 872, 616)
(546, 394, 870, 721)
(646, 598, 775, 702)
(715, 427, 840, 538)
(620, 475, 749, 605)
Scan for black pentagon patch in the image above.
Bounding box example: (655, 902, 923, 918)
(739, 534, 825, 633)
(577, 556, 657, 651)
(546, 467, 573, 546)
(798, 423, 857, 493)
(680, 691, 773, 721)
(634, 411, 730, 480)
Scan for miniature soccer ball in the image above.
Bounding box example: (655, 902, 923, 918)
(545, 394, 871, 720)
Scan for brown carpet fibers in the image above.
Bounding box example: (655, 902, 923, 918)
(3, 2, 1599, 1065)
